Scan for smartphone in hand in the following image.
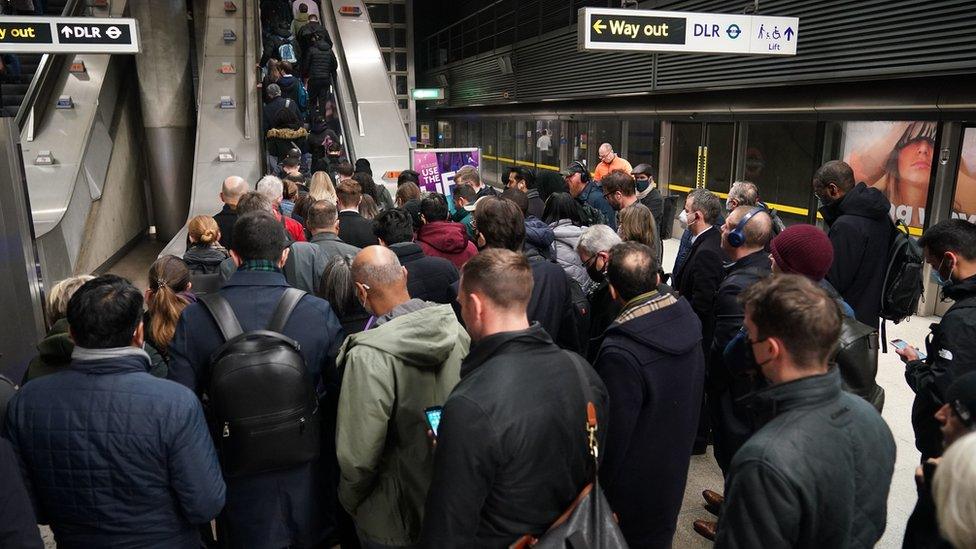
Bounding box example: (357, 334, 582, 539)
(891, 339, 927, 360)
(425, 406, 443, 437)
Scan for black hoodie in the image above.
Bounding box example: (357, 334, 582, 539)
(821, 182, 892, 328)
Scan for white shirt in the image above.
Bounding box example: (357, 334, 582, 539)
(690, 225, 713, 245)
(536, 135, 551, 151)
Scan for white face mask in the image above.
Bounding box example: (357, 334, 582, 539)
(678, 209, 689, 228)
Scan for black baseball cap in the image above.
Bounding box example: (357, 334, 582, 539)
(559, 160, 588, 178)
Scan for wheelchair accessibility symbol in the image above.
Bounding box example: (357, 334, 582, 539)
(726, 24, 741, 39)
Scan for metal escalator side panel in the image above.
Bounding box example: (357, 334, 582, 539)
(158, 0, 263, 259)
(321, 0, 409, 180)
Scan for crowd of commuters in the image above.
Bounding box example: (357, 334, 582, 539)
(2, 6, 976, 546)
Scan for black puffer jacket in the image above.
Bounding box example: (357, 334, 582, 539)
(421, 325, 608, 548)
(906, 275, 976, 458)
(303, 40, 337, 80)
(715, 369, 896, 549)
(822, 182, 893, 328)
(183, 244, 229, 274)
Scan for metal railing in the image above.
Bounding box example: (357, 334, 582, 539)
(14, 0, 85, 136)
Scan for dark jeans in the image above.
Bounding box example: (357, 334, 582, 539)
(307, 78, 331, 114)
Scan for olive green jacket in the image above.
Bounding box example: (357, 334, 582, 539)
(336, 302, 468, 545)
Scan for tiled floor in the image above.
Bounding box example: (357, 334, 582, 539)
(37, 235, 927, 548)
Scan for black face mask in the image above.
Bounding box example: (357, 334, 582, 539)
(744, 336, 772, 371)
(587, 264, 605, 284)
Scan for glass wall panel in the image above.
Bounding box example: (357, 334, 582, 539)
(669, 122, 701, 192)
(952, 127, 976, 224)
(437, 120, 453, 147)
(826, 120, 937, 229)
(626, 119, 660, 169)
(482, 119, 499, 186)
(569, 121, 589, 166)
(586, 120, 622, 173)
(744, 121, 819, 225)
(515, 120, 534, 166)
(534, 119, 560, 170)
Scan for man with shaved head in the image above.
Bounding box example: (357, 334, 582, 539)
(336, 246, 467, 548)
(593, 142, 633, 181)
(592, 242, 705, 547)
(214, 175, 249, 249)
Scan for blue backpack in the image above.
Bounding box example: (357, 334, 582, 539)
(279, 42, 297, 63)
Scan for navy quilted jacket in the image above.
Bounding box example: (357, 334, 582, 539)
(4, 348, 225, 548)
(168, 270, 345, 549)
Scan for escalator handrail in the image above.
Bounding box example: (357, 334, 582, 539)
(322, 0, 360, 158)
(14, 0, 86, 132)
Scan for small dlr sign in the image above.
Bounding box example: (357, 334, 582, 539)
(694, 23, 721, 37)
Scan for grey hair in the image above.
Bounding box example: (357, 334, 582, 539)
(352, 246, 404, 287)
(256, 175, 284, 202)
(267, 83, 282, 99)
(728, 181, 760, 207)
(688, 188, 723, 225)
(577, 224, 622, 255)
(934, 432, 976, 549)
(47, 275, 95, 323)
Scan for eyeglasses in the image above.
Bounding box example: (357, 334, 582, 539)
(582, 254, 599, 268)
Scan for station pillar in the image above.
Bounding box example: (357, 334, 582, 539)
(130, 0, 195, 241)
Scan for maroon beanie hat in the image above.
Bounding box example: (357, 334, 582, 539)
(769, 224, 834, 281)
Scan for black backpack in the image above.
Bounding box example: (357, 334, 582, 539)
(200, 289, 321, 477)
(578, 203, 606, 228)
(834, 316, 884, 412)
(880, 220, 925, 323)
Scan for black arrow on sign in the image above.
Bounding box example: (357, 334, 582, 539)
(784, 27, 794, 41)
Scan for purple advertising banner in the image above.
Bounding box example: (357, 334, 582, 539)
(412, 148, 480, 199)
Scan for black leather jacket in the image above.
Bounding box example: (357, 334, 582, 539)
(716, 369, 896, 549)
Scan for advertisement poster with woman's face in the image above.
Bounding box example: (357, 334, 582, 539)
(951, 128, 976, 224)
(842, 121, 936, 228)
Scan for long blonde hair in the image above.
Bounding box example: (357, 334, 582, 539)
(188, 215, 220, 246)
(147, 256, 191, 352)
(310, 171, 338, 204)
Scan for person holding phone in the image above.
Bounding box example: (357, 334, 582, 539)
(896, 219, 976, 460)
(335, 246, 468, 549)
(421, 249, 608, 548)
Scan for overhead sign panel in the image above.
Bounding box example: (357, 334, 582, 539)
(0, 16, 140, 54)
(578, 7, 798, 56)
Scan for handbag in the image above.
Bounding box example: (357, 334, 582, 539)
(510, 353, 629, 549)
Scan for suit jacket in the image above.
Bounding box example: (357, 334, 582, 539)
(674, 227, 725, 354)
(338, 210, 379, 249)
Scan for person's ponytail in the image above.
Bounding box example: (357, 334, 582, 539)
(147, 256, 191, 352)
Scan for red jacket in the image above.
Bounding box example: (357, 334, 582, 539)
(416, 221, 477, 268)
(275, 211, 307, 242)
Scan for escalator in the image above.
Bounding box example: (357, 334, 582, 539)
(320, 0, 409, 181)
(0, 0, 70, 117)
